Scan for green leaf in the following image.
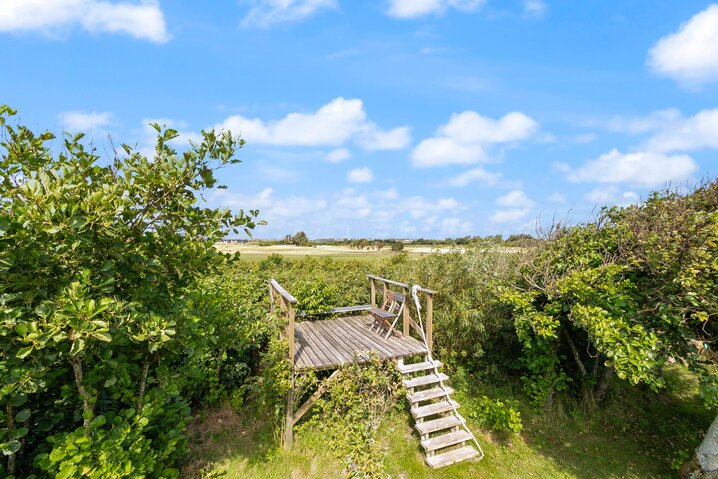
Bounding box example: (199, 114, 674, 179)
(14, 408, 31, 423)
(91, 331, 112, 342)
(69, 338, 85, 356)
(9, 394, 27, 407)
(16, 346, 33, 359)
(10, 427, 28, 439)
(104, 376, 117, 387)
(1, 440, 21, 456)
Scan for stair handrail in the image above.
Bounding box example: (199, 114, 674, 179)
(411, 284, 485, 461)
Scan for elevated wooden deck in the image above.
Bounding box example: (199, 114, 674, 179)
(294, 314, 428, 371)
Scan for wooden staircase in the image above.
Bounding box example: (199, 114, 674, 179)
(399, 359, 481, 469)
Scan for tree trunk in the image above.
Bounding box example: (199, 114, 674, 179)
(6, 403, 15, 475)
(136, 357, 151, 412)
(595, 365, 612, 403)
(69, 356, 95, 436)
(696, 413, 718, 475)
(564, 329, 587, 376)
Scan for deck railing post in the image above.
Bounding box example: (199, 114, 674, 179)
(370, 278, 376, 308)
(284, 376, 295, 448)
(402, 286, 410, 336)
(287, 302, 295, 364)
(426, 293, 433, 354)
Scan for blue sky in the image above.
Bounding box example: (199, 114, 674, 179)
(2, 0, 718, 239)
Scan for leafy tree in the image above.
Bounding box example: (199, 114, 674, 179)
(502, 182, 718, 407)
(0, 105, 263, 477)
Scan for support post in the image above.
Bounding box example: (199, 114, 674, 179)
(426, 293, 433, 354)
(370, 278, 376, 308)
(284, 377, 295, 448)
(287, 302, 295, 364)
(402, 286, 410, 336)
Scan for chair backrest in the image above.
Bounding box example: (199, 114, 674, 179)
(382, 290, 405, 314)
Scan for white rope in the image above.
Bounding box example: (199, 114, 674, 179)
(410, 284, 485, 460)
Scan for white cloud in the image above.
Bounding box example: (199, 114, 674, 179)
(645, 108, 718, 152)
(497, 189, 534, 208)
(604, 108, 683, 134)
(547, 192, 566, 203)
(385, 0, 485, 19)
(446, 167, 502, 187)
(58, 111, 113, 131)
(411, 111, 538, 167)
(648, 4, 718, 87)
(215, 97, 410, 150)
(211, 187, 466, 238)
(584, 187, 640, 206)
(567, 149, 698, 187)
(241, 0, 337, 28)
(523, 0, 546, 18)
(324, 148, 351, 163)
(347, 167, 374, 183)
(491, 208, 531, 223)
(0, 0, 170, 43)
(357, 126, 412, 150)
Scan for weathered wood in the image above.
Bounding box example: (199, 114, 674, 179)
(402, 286, 410, 336)
(284, 379, 295, 448)
(370, 278, 376, 308)
(426, 293, 433, 353)
(291, 370, 339, 425)
(411, 399, 460, 419)
(408, 386, 454, 404)
(270, 278, 298, 304)
(426, 446, 479, 469)
(367, 274, 410, 289)
(293, 315, 427, 371)
(403, 373, 449, 389)
(397, 360, 443, 374)
(415, 415, 463, 436)
(288, 306, 295, 362)
(421, 430, 471, 452)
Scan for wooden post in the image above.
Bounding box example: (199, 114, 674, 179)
(284, 376, 295, 448)
(426, 293, 433, 354)
(370, 278, 376, 308)
(287, 302, 295, 364)
(402, 286, 410, 336)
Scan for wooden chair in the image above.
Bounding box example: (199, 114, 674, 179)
(370, 290, 405, 339)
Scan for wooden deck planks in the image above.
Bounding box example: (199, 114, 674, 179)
(294, 315, 428, 371)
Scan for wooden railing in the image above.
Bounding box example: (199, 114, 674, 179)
(269, 278, 298, 363)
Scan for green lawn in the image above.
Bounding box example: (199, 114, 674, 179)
(183, 366, 711, 478)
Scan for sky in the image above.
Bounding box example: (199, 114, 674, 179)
(1, 0, 718, 239)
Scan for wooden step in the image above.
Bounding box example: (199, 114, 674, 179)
(403, 373, 449, 389)
(408, 386, 454, 404)
(426, 446, 479, 469)
(398, 360, 444, 374)
(411, 399, 460, 419)
(415, 414, 463, 435)
(421, 430, 472, 452)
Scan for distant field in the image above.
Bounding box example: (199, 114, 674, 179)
(214, 243, 464, 262)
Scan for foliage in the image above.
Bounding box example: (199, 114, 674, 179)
(501, 181, 718, 407)
(468, 396, 523, 434)
(0, 106, 263, 476)
(282, 231, 311, 246)
(299, 356, 404, 478)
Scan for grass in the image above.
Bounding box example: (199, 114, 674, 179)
(213, 243, 461, 263)
(183, 365, 712, 478)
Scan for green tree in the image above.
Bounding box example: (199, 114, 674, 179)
(0, 105, 263, 477)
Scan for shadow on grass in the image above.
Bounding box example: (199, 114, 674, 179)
(182, 405, 278, 478)
(463, 365, 713, 479)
